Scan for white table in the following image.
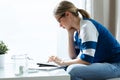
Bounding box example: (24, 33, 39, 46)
(0, 63, 70, 80)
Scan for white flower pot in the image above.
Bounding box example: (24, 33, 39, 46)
(0, 54, 5, 68)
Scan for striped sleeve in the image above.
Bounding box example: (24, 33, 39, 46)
(79, 20, 99, 63)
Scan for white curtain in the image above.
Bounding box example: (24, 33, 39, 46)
(116, 0, 120, 42)
(92, 0, 120, 42)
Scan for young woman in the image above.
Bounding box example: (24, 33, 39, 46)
(48, 0, 120, 80)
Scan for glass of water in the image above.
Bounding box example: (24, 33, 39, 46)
(11, 54, 28, 76)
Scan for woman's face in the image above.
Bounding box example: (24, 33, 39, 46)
(56, 11, 73, 30)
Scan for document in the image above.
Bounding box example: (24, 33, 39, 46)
(28, 66, 66, 71)
(28, 62, 66, 71)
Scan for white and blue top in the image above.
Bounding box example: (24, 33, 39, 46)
(74, 18, 120, 63)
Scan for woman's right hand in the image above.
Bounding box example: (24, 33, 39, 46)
(67, 28, 76, 33)
(67, 28, 76, 37)
(48, 55, 64, 66)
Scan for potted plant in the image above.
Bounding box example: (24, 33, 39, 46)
(0, 41, 9, 68)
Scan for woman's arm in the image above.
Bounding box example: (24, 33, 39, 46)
(67, 28, 78, 59)
(48, 56, 90, 66)
(63, 58, 90, 65)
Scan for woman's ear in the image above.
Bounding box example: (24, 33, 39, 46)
(65, 11, 71, 16)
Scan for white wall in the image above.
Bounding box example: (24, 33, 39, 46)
(0, 0, 60, 63)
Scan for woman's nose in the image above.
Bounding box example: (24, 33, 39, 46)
(59, 23, 65, 29)
(60, 23, 63, 27)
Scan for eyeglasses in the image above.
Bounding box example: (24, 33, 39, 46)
(57, 13, 65, 22)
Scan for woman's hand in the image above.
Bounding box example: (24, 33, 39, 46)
(67, 28, 76, 35)
(48, 56, 64, 66)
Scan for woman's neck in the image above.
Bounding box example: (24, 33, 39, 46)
(73, 17, 80, 33)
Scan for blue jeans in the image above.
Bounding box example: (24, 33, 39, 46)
(66, 62, 120, 80)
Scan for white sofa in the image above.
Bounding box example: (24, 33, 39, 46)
(107, 78, 120, 80)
